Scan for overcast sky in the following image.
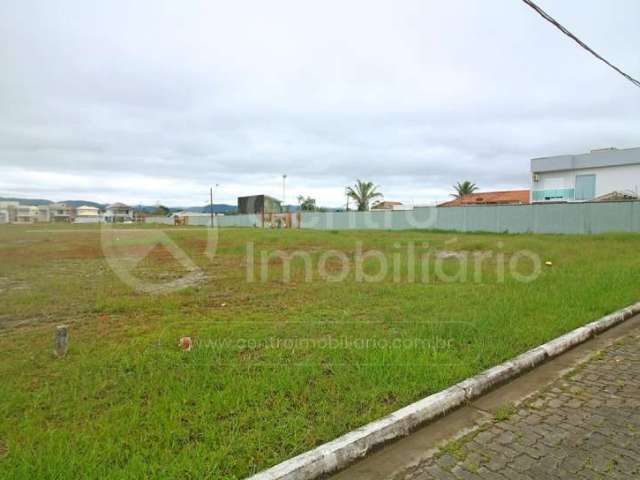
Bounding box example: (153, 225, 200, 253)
(1, 0, 639, 207)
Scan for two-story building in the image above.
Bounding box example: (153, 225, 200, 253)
(49, 203, 77, 223)
(16, 205, 40, 223)
(104, 203, 134, 223)
(0, 201, 18, 224)
(38, 205, 51, 222)
(531, 147, 640, 203)
(75, 205, 102, 223)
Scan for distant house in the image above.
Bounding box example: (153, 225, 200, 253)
(371, 201, 403, 210)
(49, 203, 77, 223)
(0, 203, 51, 223)
(0, 201, 18, 224)
(173, 211, 213, 226)
(105, 203, 134, 223)
(133, 210, 149, 223)
(439, 190, 530, 207)
(38, 205, 50, 222)
(531, 147, 640, 203)
(16, 205, 39, 223)
(237, 195, 282, 214)
(77, 205, 100, 216)
(75, 205, 102, 224)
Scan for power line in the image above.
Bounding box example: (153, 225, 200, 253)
(520, 0, 640, 89)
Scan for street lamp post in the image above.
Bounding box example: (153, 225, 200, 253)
(282, 174, 287, 213)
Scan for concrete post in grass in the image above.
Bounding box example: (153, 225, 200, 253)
(54, 325, 69, 357)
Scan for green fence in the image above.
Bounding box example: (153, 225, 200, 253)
(300, 202, 640, 234)
(146, 202, 640, 234)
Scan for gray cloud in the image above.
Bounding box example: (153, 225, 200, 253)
(1, 0, 639, 206)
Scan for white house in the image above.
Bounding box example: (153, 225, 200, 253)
(531, 147, 640, 203)
(104, 203, 134, 223)
(74, 205, 102, 224)
(38, 205, 50, 222)
(49, 203, 76, 223)
(16, 205, 39, 223)
(0, 201, 18, 224)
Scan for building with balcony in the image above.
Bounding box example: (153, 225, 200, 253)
(75, 205, 102, 223)
(0, 201, 18, 224)
(531, 147, 640, 203)
(104, 203, 134, 223)
(49, 203, 77, 223)
(16, 205, 39, 223)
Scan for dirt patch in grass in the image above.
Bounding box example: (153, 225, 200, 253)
(60, 244, 104, 259)
(0, 277, 29, 294)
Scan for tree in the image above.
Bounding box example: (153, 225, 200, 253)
(153, 204, 171, 216)
(451, 181, 478, 199)
(297, 195, 317, 211)
(346, 180, 383, 211)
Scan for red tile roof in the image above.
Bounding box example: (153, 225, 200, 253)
(371, 201, 403, 209)
(439, 190, 530, 207)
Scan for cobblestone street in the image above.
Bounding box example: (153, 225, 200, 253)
(400, 332, 640, 480)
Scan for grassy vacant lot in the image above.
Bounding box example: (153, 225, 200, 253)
(1, 224, 639, 479)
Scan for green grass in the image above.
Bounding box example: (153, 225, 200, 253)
(0, 224, 639, 478)
(494, 403, 517, 422)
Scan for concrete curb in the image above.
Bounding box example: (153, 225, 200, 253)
(248, 302, 640, 480)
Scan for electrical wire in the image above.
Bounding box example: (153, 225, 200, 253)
(520, 0, 640, 89)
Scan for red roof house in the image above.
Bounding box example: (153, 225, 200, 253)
(439, 190, 530, 207)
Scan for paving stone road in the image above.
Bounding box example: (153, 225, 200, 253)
(399, 332, 640, 479)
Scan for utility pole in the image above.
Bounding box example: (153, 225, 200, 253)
(345, 186, 350, 212)
(209, 187, 214, 228)
(282, 174, 287, 213)
(210, 183, 219, 228)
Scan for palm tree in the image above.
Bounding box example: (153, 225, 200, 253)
(451, 180, 478, 199)
(346, 180, 383, 211)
